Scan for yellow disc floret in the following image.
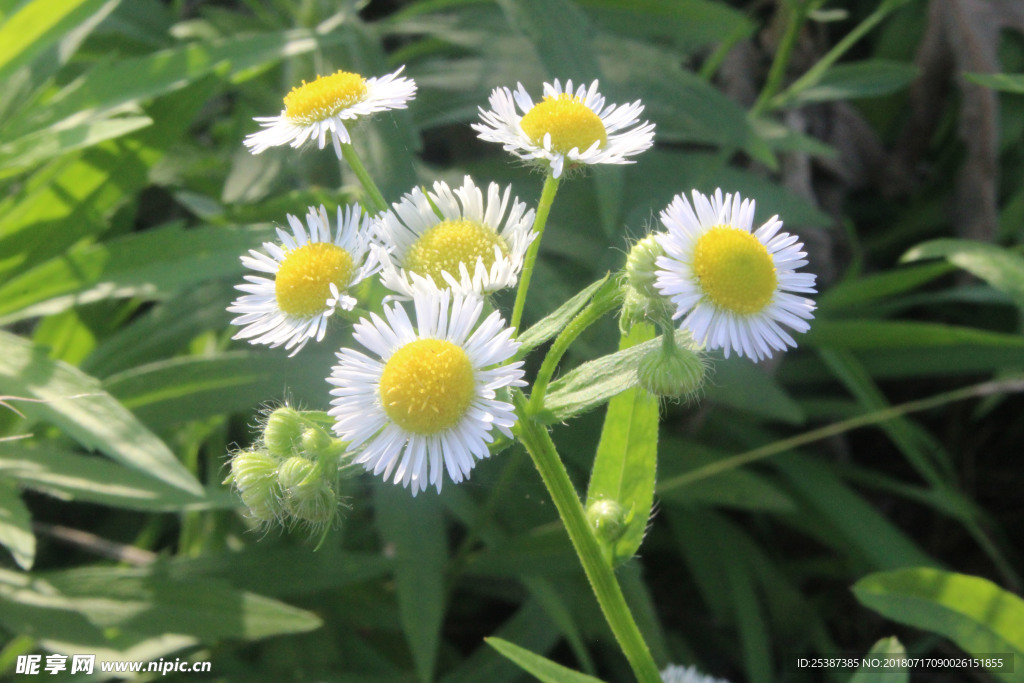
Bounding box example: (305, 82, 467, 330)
(379, 339, 476, 434)
(520, 94, 607, 154)
(692, 227, 777, 315)
(403, 219, 509, 286)
(284, 71, 368, 125)
(275, 242, 354, 317)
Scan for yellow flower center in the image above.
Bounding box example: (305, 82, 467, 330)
(379, 339, 476, 434)
(692, 227, 777, 315)
(275, 242, 354, 317)
(519, 94, 607, 154)
(283, 71, 368, 125)
(403, 219, 509, 286)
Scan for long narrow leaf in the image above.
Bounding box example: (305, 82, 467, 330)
(585, 323, 657, 566)
(854, 568, 1024, 682)
(0, 331, 202, 495)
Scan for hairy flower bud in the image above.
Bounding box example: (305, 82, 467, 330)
(229, 449, 284, 522)
(586, 498, 627, 546)
(637, 340, 707, 400)
(263, 406, 305, 458)
(621, 234, 675, 332)
(625, 234, 664, 301)
(286, 485, 339, 527)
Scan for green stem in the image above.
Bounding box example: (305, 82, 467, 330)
(512, 392, 661, 683)
(656, 376, 1024, 494)
(528, 279, 621, 414)
(772, 0, 911, 109)
(340, 143, 388, 214)
(750, 0, 817, 117)
(511, 173, 561, 333)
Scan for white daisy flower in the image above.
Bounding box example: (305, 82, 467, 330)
(244, 66, 417, 158)
(472, 78, 655, 179)
(374, 175, 536, 299)
(228, 204, 382, 355)
(327, 284, 526, 495)
(654, 189, 817, 361)
(661, 664, 731, 683)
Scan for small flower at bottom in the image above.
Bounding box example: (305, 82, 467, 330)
(473, 79, 655, 179)
(374, 176, 536, 299)
(244, 66, 416, 158)
(228, 204, 381, 355)
(660, 663, 731, 683)
(654, 189, 817, 361)
(327, 284, 526, 495)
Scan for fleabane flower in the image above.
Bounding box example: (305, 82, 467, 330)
(660, 664, 731, 683)
(244, 66, 416, 158)
(327, 284, 525, 495)
(654, 189, 817, 361)
(473, 79, 655, 178)
(375, 175, 536, 299)
(229, 204, 382, 355)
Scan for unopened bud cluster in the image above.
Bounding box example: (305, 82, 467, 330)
(226, 406, 354, 533)
(621, 234, 675, 332)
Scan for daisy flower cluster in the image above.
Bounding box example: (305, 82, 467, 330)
(226, 65, 816, 508)
(223, 57, 819, 683)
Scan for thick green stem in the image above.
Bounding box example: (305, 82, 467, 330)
(512, 392, 661, 683)
(340, 143, 388, 214)
(511, 173, 561, 332)
(528, 279, 622, 414)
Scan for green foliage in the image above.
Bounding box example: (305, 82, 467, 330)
(0, 0, 1021, 681)
(855, 569, 1024, 681)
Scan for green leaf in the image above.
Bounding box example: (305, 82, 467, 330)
(785, 59, 918, 105)
(818, 261, 952, 311)
(964, 72, 1024, 94)
(776, 454, 935, 570)
(577, 0, 754, 53)
(657, 440, 797, 513)
(585, 323, 658, 565)
(495, 0, 600, 81)
(103, 350, 337, 429)
(0, 0, 115, 83)
(0, 331, 202, 496)
(850, 637, 908, 683)
(901, 239, 1024, 309)
(0, 116, 152, 176)
(0, 441, 219, 512)
(542, 329, 690, 423)
(485, 637, 607, 683)
(0, 223, 273, 323)
(704, 357, 805, 424)
(518, 275, 611, 354)
(0, 565, 322, 645)
(0, 481, 34, 570)
(854, 568, 1024, 681)
(374, 483, 446, 683)
(446, 600, 561, 683)
(806, 320, 1024, 350)
(13, 29, 343, 138)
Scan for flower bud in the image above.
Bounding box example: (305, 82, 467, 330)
(263, 406, 305, 458)
(624, 234, 664, 301)
(586, 498, 627, 546)
(637, 341, 707, 399)
(277, 456, 320, 500)
(621, 235, 675, 332)
(300, 425, 333, 457)
(229, 450, 284, 522)
(286, 484, 339, 527)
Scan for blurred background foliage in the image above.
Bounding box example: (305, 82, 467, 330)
(0, 0, 1023, 681)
